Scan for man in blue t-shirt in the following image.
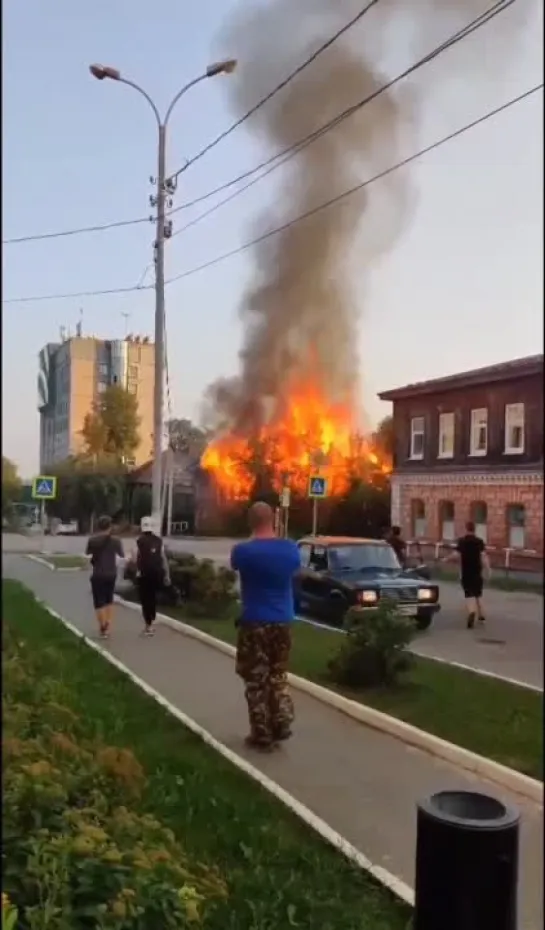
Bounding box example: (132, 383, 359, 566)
(231, 501, 301, 751)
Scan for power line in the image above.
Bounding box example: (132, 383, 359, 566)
(3, 283, 154, 304)
(3, 82, 540, 305)
(171, 0, 515, 239)
(169, 0, 514, 201)
(163, 84, 543, 283)
(2, 213, 151, 245)
(168, 0, 381, 183)
(2, 0, 379, 248)
(2, 0, 512, 247)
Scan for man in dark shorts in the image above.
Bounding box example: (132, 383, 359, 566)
(231, 502, 301, 752)
(454, 521, 491, 629)
(85, 515, 124, 639)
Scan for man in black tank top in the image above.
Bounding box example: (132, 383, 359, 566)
(454, 521, 491, 629)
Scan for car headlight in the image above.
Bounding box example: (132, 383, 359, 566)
(358, 589, 378, 605)
(417, 588, 434, 601)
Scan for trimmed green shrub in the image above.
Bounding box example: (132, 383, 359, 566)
(328, 599, 415, 689)
(122, 551, 237, 618)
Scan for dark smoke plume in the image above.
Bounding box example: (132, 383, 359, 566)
(205, 0, 511, 435)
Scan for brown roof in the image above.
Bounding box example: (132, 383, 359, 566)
(378, 354, 543, 401)
(128, 450, 197, 487)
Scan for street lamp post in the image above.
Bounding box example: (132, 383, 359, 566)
(89, 59, 237, 530)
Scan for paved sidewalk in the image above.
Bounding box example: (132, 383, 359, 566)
(5, 555, 544, 930)
(4, 532, 542, 687)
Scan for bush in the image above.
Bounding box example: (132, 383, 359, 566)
(2, 623, 228, 929)
(328, 599, 415, 689)
(122, 551, 237, 618)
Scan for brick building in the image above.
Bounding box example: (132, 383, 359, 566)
(378, 355, 543, 554)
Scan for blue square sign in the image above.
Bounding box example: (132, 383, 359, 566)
(308, 476, 327, 499)
(31, 476, 57, 500)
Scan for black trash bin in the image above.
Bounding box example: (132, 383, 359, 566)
(414, 790, 519, 930)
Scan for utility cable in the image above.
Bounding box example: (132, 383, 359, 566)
(3, 81, 540, 305)
(2, 0, 512, 247)
(167, 0, 381, 182)
(170, 0, 514, 236)
(163, 83, 542, 284)
(2, 0, 379, 247)
(2, 214, 151, 245)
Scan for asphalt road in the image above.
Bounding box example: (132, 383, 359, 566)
(4, 532, 543, 688)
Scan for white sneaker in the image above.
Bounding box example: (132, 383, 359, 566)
(144, 626, 155, 637)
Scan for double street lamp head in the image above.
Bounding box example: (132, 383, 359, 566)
(89, 59, 237, 83)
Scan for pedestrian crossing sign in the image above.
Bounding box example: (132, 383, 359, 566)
(31, 476, 57, 500)
(308, 476, 327, 499)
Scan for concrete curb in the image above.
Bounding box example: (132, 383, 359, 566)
(115, 595, 543, 806)
(36, 598, 415, 909)
(27, 555, 55, 570)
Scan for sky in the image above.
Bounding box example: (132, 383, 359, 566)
(3, 0, 543, 479)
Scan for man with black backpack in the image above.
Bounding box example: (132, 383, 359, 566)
(134, 516, 171, 636)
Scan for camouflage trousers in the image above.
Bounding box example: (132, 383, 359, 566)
(236, 623, 294, 744)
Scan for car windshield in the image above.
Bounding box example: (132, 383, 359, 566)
(329, 544, 401, 573)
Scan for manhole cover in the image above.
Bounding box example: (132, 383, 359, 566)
(477, 637, 506, 646)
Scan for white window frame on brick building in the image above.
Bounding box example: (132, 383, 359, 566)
(506, 504, 526, 549)
(410, 417, 425, 460)
(471, 500, 488, 543)
(504, 403, 525, 454)
(438, 412, 455, 458)
(469, 408, 488, 456)
(439, 500, 456, 541)
(411, 499, 426, 538)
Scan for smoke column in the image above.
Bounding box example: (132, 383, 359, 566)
(205, 0, 512, 436)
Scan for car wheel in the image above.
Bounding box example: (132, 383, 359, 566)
(415, 610, 433, 631)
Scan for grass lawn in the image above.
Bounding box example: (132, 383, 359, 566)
(162, 608, 543, 781)
(2, 580, 410, 930)
(41, 554, 88, 569)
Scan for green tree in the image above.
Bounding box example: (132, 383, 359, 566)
(82, 385, 140, 462)
(167, 418, 209, 456)
(48, 455, 126, 532)
(2, 456, 22, 518)
(373, 415, 395, 460)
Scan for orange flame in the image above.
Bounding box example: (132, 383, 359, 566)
(201, 381, 391, 500)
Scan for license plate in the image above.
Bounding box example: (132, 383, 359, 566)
(398, 606, 417, 617)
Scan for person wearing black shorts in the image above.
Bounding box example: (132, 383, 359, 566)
(455, 521, 490, 629)
(86, 515, 124, 639)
